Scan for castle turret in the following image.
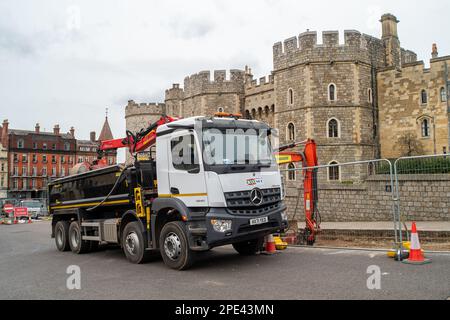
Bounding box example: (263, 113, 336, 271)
(165, 84, 184, 117)
(380, 13, 402, 68)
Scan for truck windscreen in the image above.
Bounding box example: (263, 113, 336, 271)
(202, 128, 276, 173)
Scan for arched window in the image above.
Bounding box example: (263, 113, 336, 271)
(217, 107, 224, 113)
(258, 107, 263, 118)
(421, 119, 430, 137)
(271, 104, 275, 113)
(368, 88, 373, 104)
(327, 118, 339, 138)
(251, 109, 256, 118)
(287, 88, 294, 105)
(245, 110, 251, 119)
(287, 123, 295, 141)
(287, 163, 296, 181)
(328, 161, 340, 181)
(264, 106, 270, 116)
(441, 87, 447, 102)
(328, 84, 336, 101)
(17, 139, 24, 149)
(421, 90, 428, 105)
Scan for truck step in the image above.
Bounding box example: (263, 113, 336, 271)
(82, 235, 101, 241)
(81, 222, 101, 228)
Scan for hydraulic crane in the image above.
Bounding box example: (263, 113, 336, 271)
(274, 139, 320, 245)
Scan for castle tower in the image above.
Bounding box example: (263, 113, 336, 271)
(125, 100, 165, 161)
(165, 84, 184, 117)
(380, 13, 402, 68)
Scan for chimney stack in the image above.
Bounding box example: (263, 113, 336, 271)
(53, 124, 60, 135)
(70, 127, 75, 138)
(35, 123, 40, 133)
(432, 43, 439, 59)
(90, 131, 96, 142)
(1, 119, 9, 147)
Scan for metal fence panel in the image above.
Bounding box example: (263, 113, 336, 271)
(394, 154, 450, 251)
(281, 159, 400, 250)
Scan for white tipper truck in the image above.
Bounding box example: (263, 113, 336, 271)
(49, 115, 288, 270)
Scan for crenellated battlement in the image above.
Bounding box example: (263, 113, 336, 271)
(183, 69, 245, 98)
(125, 100, 166, 118)
(273, 30, 386, 70)
(245, 74, 274, 94)
(165, 83, 184, 101)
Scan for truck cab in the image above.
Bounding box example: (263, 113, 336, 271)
(153, 117, 288, 254)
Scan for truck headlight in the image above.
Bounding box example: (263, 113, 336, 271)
(210, 219, 232, 233)
(281, 211, 288, 221)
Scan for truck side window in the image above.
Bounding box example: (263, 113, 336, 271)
(170, 134, 199, 172)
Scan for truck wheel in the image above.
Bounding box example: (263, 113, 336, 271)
(122, 221, 150, 264)
(55, 221, 70, 252)
(159, 221, 196, 270)
(68, 221, 90, 254)
(232, 237, 264, 256)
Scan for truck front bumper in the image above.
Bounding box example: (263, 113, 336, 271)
(186, 204, 288, 251)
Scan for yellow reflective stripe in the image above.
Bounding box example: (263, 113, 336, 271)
(158, 193, 208, 198)
(275, 154, 292, 165)
(50, 199, 130, 210)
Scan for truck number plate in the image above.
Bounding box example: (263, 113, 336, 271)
(250, 216, 268, 226)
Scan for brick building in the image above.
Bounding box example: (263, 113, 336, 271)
(76, 116, 117, 166)
(6, 123, 77, 199)
(2, 116, 116, 200)
(0, 120, 8, 199)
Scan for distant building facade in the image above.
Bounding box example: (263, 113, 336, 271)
(1, 116, 116, 200)
(6, 123, 76, 199)
(0, 121, 9, 199)
(125, 13, 450, 180)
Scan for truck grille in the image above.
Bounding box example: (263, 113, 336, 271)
(224, 188, 281, 215)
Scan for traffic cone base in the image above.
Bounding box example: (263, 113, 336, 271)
(262, 234, 277, 255)
(402, 222, 431, 265)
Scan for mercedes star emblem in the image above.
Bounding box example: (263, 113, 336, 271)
(250, 188, 263, 206)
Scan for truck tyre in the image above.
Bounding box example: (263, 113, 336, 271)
(55, 220, 70, 252)
(68, 221, 90, 254)
(159, 221, 196, 270)
(232, 237, 264, 256)
(122, 221, 150, 264)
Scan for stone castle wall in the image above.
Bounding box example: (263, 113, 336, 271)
(378, 56, 450, 158)
(244, 75, 275, 127)
(273, 35, 379, 167)
(164, 70, 246, 118)
(284, 174, 450, 222)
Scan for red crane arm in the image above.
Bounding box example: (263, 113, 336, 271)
(99, 115, 178, 154)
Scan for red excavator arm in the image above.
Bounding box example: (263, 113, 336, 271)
(99, 115, 177, 157)
(275, 139, 320, 245)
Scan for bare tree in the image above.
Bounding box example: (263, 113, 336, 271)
(396, 133, 424, 156)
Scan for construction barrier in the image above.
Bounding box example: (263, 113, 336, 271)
(13, 207, 31, 224)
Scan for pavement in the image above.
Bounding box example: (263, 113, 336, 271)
(1, 221, 449, 300)
(299, 221, 450, 231)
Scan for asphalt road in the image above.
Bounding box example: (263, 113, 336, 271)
(1, 221, 449, 300)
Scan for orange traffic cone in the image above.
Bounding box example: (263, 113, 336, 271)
(402, 222, 431, 265)
(264, 234, 277, 254)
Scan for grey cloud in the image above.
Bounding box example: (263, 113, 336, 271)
(164, 18, 214, 39)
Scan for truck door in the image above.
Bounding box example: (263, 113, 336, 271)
(168, 131, 208, 207)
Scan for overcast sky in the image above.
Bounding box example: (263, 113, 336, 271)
(1, 0, 449, 161)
